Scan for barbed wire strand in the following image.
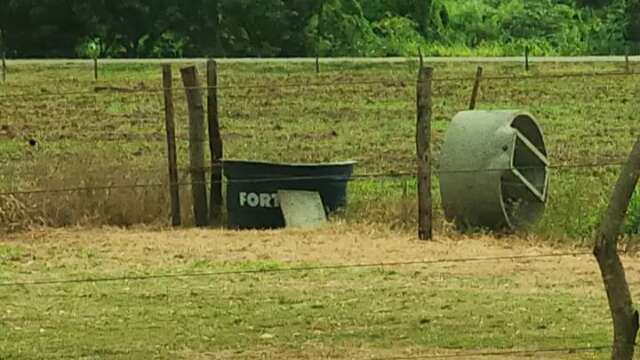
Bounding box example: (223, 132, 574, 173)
(4, 155, 626, 183)
(0, 160, 629, 197)
(8, 343, 618, 360)
(0, 70, 638, 100)
(371, 345, 612, 359)
(0, 252, 590, 288)
(6, 261, 596, 302)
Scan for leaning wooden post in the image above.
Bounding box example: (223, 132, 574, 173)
(162, 65, 181, 227)
(416, 63, 433, 241)
(180, 65, 209, 227)
(207, 59, 224, 226)
(469, 66, 483, 110)
(593, 137, 640, 360)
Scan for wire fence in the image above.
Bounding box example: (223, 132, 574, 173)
(0, 160, 630, 197)
(12, 345, 621, 360)
(371, 346, 617, 359)
(0, 61, 636, 224)
(17, 343, 619, 360)
(0, 252, 591, 287)
(1, 68, 638, 98)
(0, 61, 637, 231)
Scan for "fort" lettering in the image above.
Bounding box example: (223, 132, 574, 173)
(239, 192, 280, 208)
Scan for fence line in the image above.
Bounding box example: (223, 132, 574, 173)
(4, 267, 601, 303)
(0, 160, 630, 198)
(2, 156, 625, 182)
(6, 130, 636, 148)
(1, 70, 638, 100)
(0, 282, 464, 302)
(372, 345, 613, 359)
(7, 122, 637, 142)
(17, 344, 618, 360)
(0, 252, 591, 287)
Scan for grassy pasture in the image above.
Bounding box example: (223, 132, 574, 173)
(1, 225, 637, 359)
(0, 60, 638, 239)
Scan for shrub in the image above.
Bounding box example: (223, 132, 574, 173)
(305, 0, 380, 56)
(372, 16, 425, 56)
(75, 37, 102, 59)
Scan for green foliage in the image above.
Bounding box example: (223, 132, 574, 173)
(76, 38, 103, 59)
(629, 0, 640, 41)
(583, 0, 630, 54)
(501, 0, 585, 53)
(1, 0, 640, 57)
(439, 0, 500, 47)
(372, 17, 425, 56)
(152, 32, 188, 58)
(307, 0, 379, 56)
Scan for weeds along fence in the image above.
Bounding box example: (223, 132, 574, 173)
(0, 60, 638, 238)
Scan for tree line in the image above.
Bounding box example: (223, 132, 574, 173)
(0, 0, 638, 58)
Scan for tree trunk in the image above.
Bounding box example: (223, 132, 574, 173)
(593, 137, 640, 360)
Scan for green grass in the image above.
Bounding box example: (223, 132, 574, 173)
(0, 273, 611, 359)
(0, 234, 616, 359)
(0, 60, 638, 239)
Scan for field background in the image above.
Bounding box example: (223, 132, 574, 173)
(0, 59, 638, 240)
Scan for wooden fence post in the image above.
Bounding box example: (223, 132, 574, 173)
(469, 66, 483, 110)
(315, 55, 320, 75)
(180, 65, 209, 227)
(2, 52, 6, 83)
(593, 137, 640, 360)
(93, 57, 98, 81)
(625, 54, 630, 74)
(207, 59, 224, 226)
(525, 46, 530, 72)
(162, 65, 181, 227)
(416, 64, 433, 241)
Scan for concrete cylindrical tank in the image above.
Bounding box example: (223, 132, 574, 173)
(439, 110, 549, 230)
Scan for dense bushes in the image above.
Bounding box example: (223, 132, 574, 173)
(0, 0, 638, 58)
(427, 0, 639, 56)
